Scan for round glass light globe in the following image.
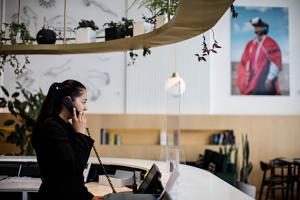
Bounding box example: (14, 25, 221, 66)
(165, 72, 186, 96)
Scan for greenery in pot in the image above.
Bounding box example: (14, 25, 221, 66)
(240, 134, 253, 183)
(75, 19, 99, 31)
(121, 17, 134, 37)
(139, 0, 179, 24)
(0, 22, 33, 76)
(103, 17, 134, 41)
(0, 82, 45, 155)
(3, 22, 33, 45)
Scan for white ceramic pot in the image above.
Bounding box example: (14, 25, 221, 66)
(75, 27, 96, 43)
(238, 181, 257, 199)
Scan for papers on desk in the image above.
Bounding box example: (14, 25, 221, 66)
(99, 170, 134, 188)
(1, 176, 41, 183)
(0, 175, 8, 181)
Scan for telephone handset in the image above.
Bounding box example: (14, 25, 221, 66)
(63, 97, 79, 116)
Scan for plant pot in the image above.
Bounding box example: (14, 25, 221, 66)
(123, 28, 133, 38)
(75, 27, 96, 43)
(104, 27, 123, 41)
(36, 28, 56, 44)
(237, 181, 256, 198)
(155, 15, 167, 29)
(133, 22, 145, 36)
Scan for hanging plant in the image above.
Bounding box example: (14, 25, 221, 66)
(231, 5, 238, 18)
(127, 47, 152, 66)
(0, 22, 33, 76)
(194, 29, 222, 63)
(128, 49, 138, 66)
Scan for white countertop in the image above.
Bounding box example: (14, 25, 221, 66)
(0, 156, 254, 200)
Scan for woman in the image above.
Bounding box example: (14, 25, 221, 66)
(32, 80, 101, 200)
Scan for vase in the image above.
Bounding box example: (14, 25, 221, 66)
(36, 28, 56, 44)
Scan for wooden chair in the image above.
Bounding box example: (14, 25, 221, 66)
(259, 160, 291, 200)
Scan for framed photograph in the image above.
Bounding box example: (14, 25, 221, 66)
(231, 6, 289, 95)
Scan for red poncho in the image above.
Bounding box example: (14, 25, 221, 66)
(236, 35, 282, 95)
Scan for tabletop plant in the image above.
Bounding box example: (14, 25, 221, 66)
(0, 82, 45, 155)
(103, 17, 134, 41)
(140, 0, 179, 24)
(75, 19, 99, 31)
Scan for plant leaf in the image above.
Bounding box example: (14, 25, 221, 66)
(12, 92, 20, 98)
(1, 86, 9, 97)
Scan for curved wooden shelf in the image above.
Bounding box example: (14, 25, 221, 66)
(0, 0, 234, 55)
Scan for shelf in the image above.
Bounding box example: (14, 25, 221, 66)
(0, 0, 234, 55)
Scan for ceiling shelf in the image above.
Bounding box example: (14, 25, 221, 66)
(0, 0, 234, 55)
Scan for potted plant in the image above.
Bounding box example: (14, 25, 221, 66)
(3, 22, 33, 45)
(0, 22, 33, 76)
(238, 134, 256, 198)
(0, 82, 45, 155)
(36, 17, 56, 44)
(141, 0, 179, 27)
(75, 19, 99, 43)
(121, 17, 134, 38)
(103, 17, 134, 41)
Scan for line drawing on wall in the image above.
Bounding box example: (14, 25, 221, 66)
(11, 6, 38, 34)
(82, 0, 118, 17)
(44, 59, 72, 77)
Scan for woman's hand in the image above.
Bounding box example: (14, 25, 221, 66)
(72, 107, 86, 133)
(92, 196, 103, 200)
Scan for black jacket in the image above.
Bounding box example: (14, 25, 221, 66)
(33, 115, 94, 200)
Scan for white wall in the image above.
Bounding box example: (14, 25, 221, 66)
(1, 0, 300, 115)
(210, 0, 300, 115)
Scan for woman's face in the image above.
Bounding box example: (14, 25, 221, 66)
(73, 89, 88, 113)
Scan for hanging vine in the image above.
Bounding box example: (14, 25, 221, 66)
(0, 22, 33, 76)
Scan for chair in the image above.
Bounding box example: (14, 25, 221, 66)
(292, 159, 300, 200)
(259, 159, 294, 200)
(197, 149, 237, 187)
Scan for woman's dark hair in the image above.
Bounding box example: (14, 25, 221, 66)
(33, 80, 85, 146)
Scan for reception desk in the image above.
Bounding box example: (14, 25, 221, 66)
(0, 156, 254, 200)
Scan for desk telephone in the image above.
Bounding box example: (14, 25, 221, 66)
(63, 97, 163, 200)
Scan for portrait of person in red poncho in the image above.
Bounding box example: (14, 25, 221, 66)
(231, 7, 289, 96)
(236, 17, 282, 95)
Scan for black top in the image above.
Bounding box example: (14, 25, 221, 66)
(33, 115, 94, 200)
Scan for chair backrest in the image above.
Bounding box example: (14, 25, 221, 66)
(260, 161, 270, 171)
(202, 149, 228, 173)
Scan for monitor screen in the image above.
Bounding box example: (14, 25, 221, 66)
(137, 164, 163, 195)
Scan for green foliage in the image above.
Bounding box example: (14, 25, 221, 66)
(0, 82, 45, 155)
(0, 22, 33, 76)
(103, 17, 134, 37)
(76, 19, 99, 31)
(3, 22, 33, 45)
(141, 0, 179, 17)
(240, 134, 253, 183)
(219, 144, 238, 163)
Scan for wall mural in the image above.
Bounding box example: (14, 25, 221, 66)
(4, 0, 126, 112)
(11, 6, 39, 34)
(39, 0, 56, 9)
(43, 59, 72, 77)
(82, 0, 118, 17)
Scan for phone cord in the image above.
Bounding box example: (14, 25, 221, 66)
(86, 128, 117, 193)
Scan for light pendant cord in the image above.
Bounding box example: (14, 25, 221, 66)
(86, 128, 117, 193)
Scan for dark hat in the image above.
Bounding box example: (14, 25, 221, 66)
(250, 17, 268, 27)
